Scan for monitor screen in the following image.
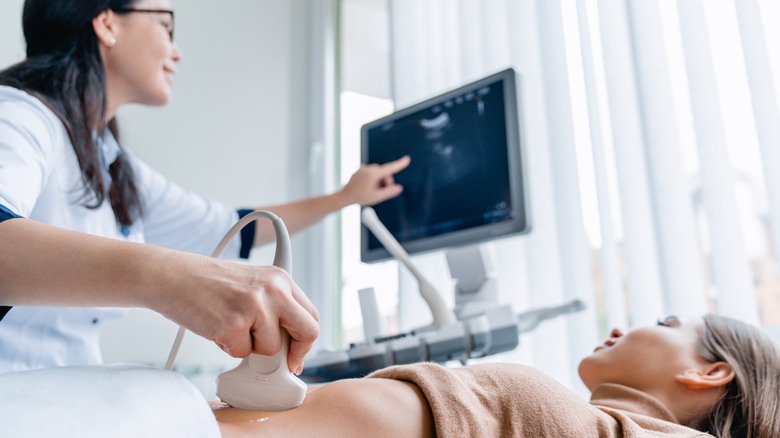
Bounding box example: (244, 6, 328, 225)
(360, 68, 529, 263)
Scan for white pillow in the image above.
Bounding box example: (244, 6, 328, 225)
(0, 364, 221, 438)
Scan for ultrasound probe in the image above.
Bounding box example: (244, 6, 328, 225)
(165, 210, 306, 411)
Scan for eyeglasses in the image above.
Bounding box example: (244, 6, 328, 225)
(113, 8, 175, 42)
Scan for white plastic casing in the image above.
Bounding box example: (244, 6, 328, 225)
(216, 332, 306, 411)
(361, 207, 456, 327)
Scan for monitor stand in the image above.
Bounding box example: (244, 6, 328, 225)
(445, 245, 499, 320)
(298, 211, 588, 382)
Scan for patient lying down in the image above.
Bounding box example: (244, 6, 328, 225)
(213, 315, 780, 438)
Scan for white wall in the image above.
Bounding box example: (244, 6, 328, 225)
(0, 2, 25, 64)
(0, 0, 313, 389)
(117, 1, 306, 208)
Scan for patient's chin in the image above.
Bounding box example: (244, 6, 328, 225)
(577, 357, 600, 391)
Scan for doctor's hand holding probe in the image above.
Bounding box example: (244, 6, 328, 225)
(0, 0, 409, 375)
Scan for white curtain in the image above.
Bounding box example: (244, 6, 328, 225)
(388, 0, 779, 391)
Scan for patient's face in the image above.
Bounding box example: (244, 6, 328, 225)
(578, 316, 710, 392)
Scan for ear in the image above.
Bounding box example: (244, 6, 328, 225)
(92, 10, 119, 48)
(675, 362, 735, 391)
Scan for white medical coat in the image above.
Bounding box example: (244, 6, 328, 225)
(0, 86, 245, 372)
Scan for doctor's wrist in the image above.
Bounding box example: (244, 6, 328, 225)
(330, 189, 357, 210)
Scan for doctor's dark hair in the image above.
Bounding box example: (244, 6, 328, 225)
(0, 0, 142, 227)
(688, 314, 780, 438)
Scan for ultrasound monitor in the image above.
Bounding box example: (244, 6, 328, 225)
(360, 68, 529, 266)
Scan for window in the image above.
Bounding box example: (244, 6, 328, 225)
(338, 0, 398, 346)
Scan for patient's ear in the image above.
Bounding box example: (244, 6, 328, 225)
(675, 362, 735, 390)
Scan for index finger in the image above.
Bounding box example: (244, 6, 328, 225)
(379, 155, 411, 175)
(278, 302, 319, 372)
(290, 281, 319, 322)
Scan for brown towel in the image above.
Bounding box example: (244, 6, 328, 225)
(368, 362, 711, 438)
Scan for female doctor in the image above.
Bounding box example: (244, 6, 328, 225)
(0, 0, 409, 374)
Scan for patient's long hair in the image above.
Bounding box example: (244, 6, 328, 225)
(688, 314, 780, 438)
(0, 0, 142, 227)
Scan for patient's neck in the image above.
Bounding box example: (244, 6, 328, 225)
(654, 386, 723, 426)
(590, 383, 719, 426)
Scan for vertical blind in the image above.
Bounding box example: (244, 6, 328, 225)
(387, 0, 779, 390)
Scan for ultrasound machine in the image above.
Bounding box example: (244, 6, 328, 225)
(300, 68, 584, 383)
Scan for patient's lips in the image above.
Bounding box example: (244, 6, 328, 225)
(593, 338, 616, 352)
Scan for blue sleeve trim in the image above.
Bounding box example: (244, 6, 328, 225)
(0, 203, 23, 223)
(237, 209, 256, 259)
(0, 204, 21, 320)
(0, 306, 10, 322)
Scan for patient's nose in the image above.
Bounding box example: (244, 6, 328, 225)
(610, 328, 624, 338)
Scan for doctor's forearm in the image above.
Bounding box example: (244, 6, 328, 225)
(250, 191, 351, 246)
(248, 158, 409, 247)
(0, 218, 319, 363)
(0, 218, 182, 308)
